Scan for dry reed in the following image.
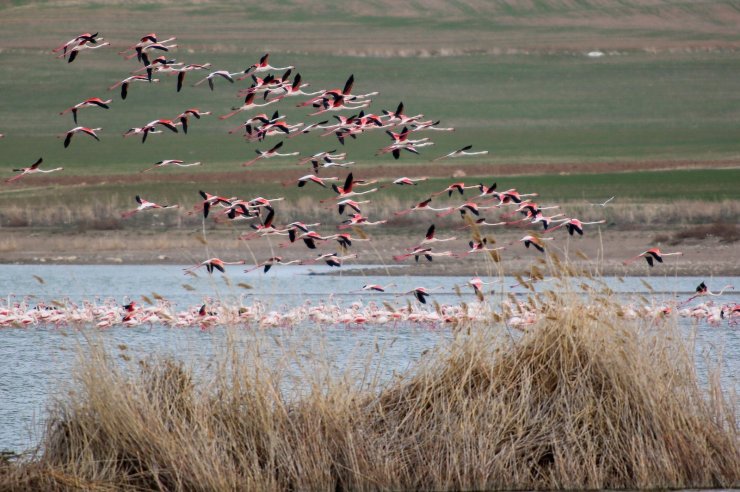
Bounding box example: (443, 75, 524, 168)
(1, 288, 738, 490)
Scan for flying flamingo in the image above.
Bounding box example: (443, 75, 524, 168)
(681, 282, 734, 304)
(549, 218, 606, 235)
(243, 53, 294, 75)
(328, 173, 379, 200)
(61, 127, 101, 148)
(193, 70, 241, 90)
(518, 235, 554, 253)
(410, 120, 454, 132)
(120, 195, 178, 218)
(390, 176, 428, 186)
(59, 97, 111, 124)
(108, 75, 159, 100)
(394, 198, 450, 216)
(197, 190, 233, 218)
(456, 238, 506, 257)
(242, 141, 299, 167)
(175, 63, 211, 92)
(351, 283, 397, 293)
(433, 145, 489, 161)
(61, 41, 110, 63)
(393, 247, 454, 263)
(141, 160, 202, 173)
(139, 119, 179, 143)
(381, 102, 424, 126)
(52, 32, 100, 56)
(297, 150, 345, 166)
(338, 213, 387, 230)
(184, 258, 246, 274)
(432, 182, 479, 197)
(298, 74, 375, 107)
(297, 174, 339, 188)
(312, 156, 355, 174)
(398, 287, 441, 305)
(623, 248, 683, 267)
(245, 256, 301, 273)
(287, 120, 330, 139)
(435, 201, 496, 218)
(415, 224, 457, 246)
(175, 108, 211, 134)
(6, 158, 63, 183)
(334, 198, 370, 215)
(219, 92, 279, 120)
(468, 277, 495, 300)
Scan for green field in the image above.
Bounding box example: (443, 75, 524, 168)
(0, 0, 739, 227)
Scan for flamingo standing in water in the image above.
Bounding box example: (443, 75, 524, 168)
(61, 127, 101, 148)
(59, 97, 111, 124)
(6, 158, 63, 183)
(623, 248, 683, 267)
(141, 160, 202, 173)
(433, 145, 489, 161)
(184, 258, 246, 274)
(242, 141, 299, 167)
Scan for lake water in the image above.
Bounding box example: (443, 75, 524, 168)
(0, 265, 737, 452)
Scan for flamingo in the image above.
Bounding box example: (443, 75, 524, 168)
(245, 256, 301, 273)
(62, 41, 110, 63)
(435, 201, 496, 218)
(518, 235, 554, 253)
(432, 182, 479, 197)
(243, 53, 294, 75)
(338, 214, 386, 230)
(175, 108, 211, 134)
(139, 119, 179, 143)
(312, 156, 355, 174)
(381, 102, 424, 126)
(6, 158, 63, 183)
(141, 160, 202, 173)
(219, 92, 279, 120)
(398, 287, 441, 305)
(623, 248, 683, 267)
(264, 72, 315, 100)
(61, 127, 101, 148)
(287, 120, 330, 139)
(394, 198, 450, 216)
(335, 198, 370, 215)
(121, 195, 178, 218)
(352, 283, 397, 293)
(197, 190, 233, 218)
(327, 173, 378, 200)
(184, 258, 246, 274)
(549, 218, 606, 235)
(108, 75, 159, 100)
(297, 150, 345, 166)
(175, 63, 211, 91)
(416, 224, 457, 246)
(59, 97, 111, 124)
(410, 120, 454, 132)
(52, 32, 100, 56)
(468, 277, 495, 300)
(376, 141, 434, 160)
(193, 70, 241, 90)
(682, 282, 734, 304)
(309, 93, 371, 116)
(393, 247, 454, 263)
(457, 238, 506, 257)
(390, 176, 428, 186)
(297, 174, 338, 188)
(433, 145, 489, 161)
(242, 141, 298, 167)
(298, 74, 373, 107)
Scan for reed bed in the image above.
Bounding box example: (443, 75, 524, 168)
(1, 285, 737, 490)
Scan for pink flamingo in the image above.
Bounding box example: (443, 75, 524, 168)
(6, 158, 63, 183)
(59, 97, 111, 124)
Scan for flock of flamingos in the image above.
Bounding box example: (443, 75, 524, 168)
(0, 32, 737, 328)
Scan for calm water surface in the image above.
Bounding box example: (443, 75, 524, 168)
(0, 265, 737, 452)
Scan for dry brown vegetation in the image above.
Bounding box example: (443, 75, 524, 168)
(654, 221, 740, 246)
(1, 288, 737, 490)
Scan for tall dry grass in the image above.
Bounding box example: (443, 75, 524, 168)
(1, 289, 738, 490)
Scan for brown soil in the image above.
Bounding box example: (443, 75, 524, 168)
(1, 227, 737, 277)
